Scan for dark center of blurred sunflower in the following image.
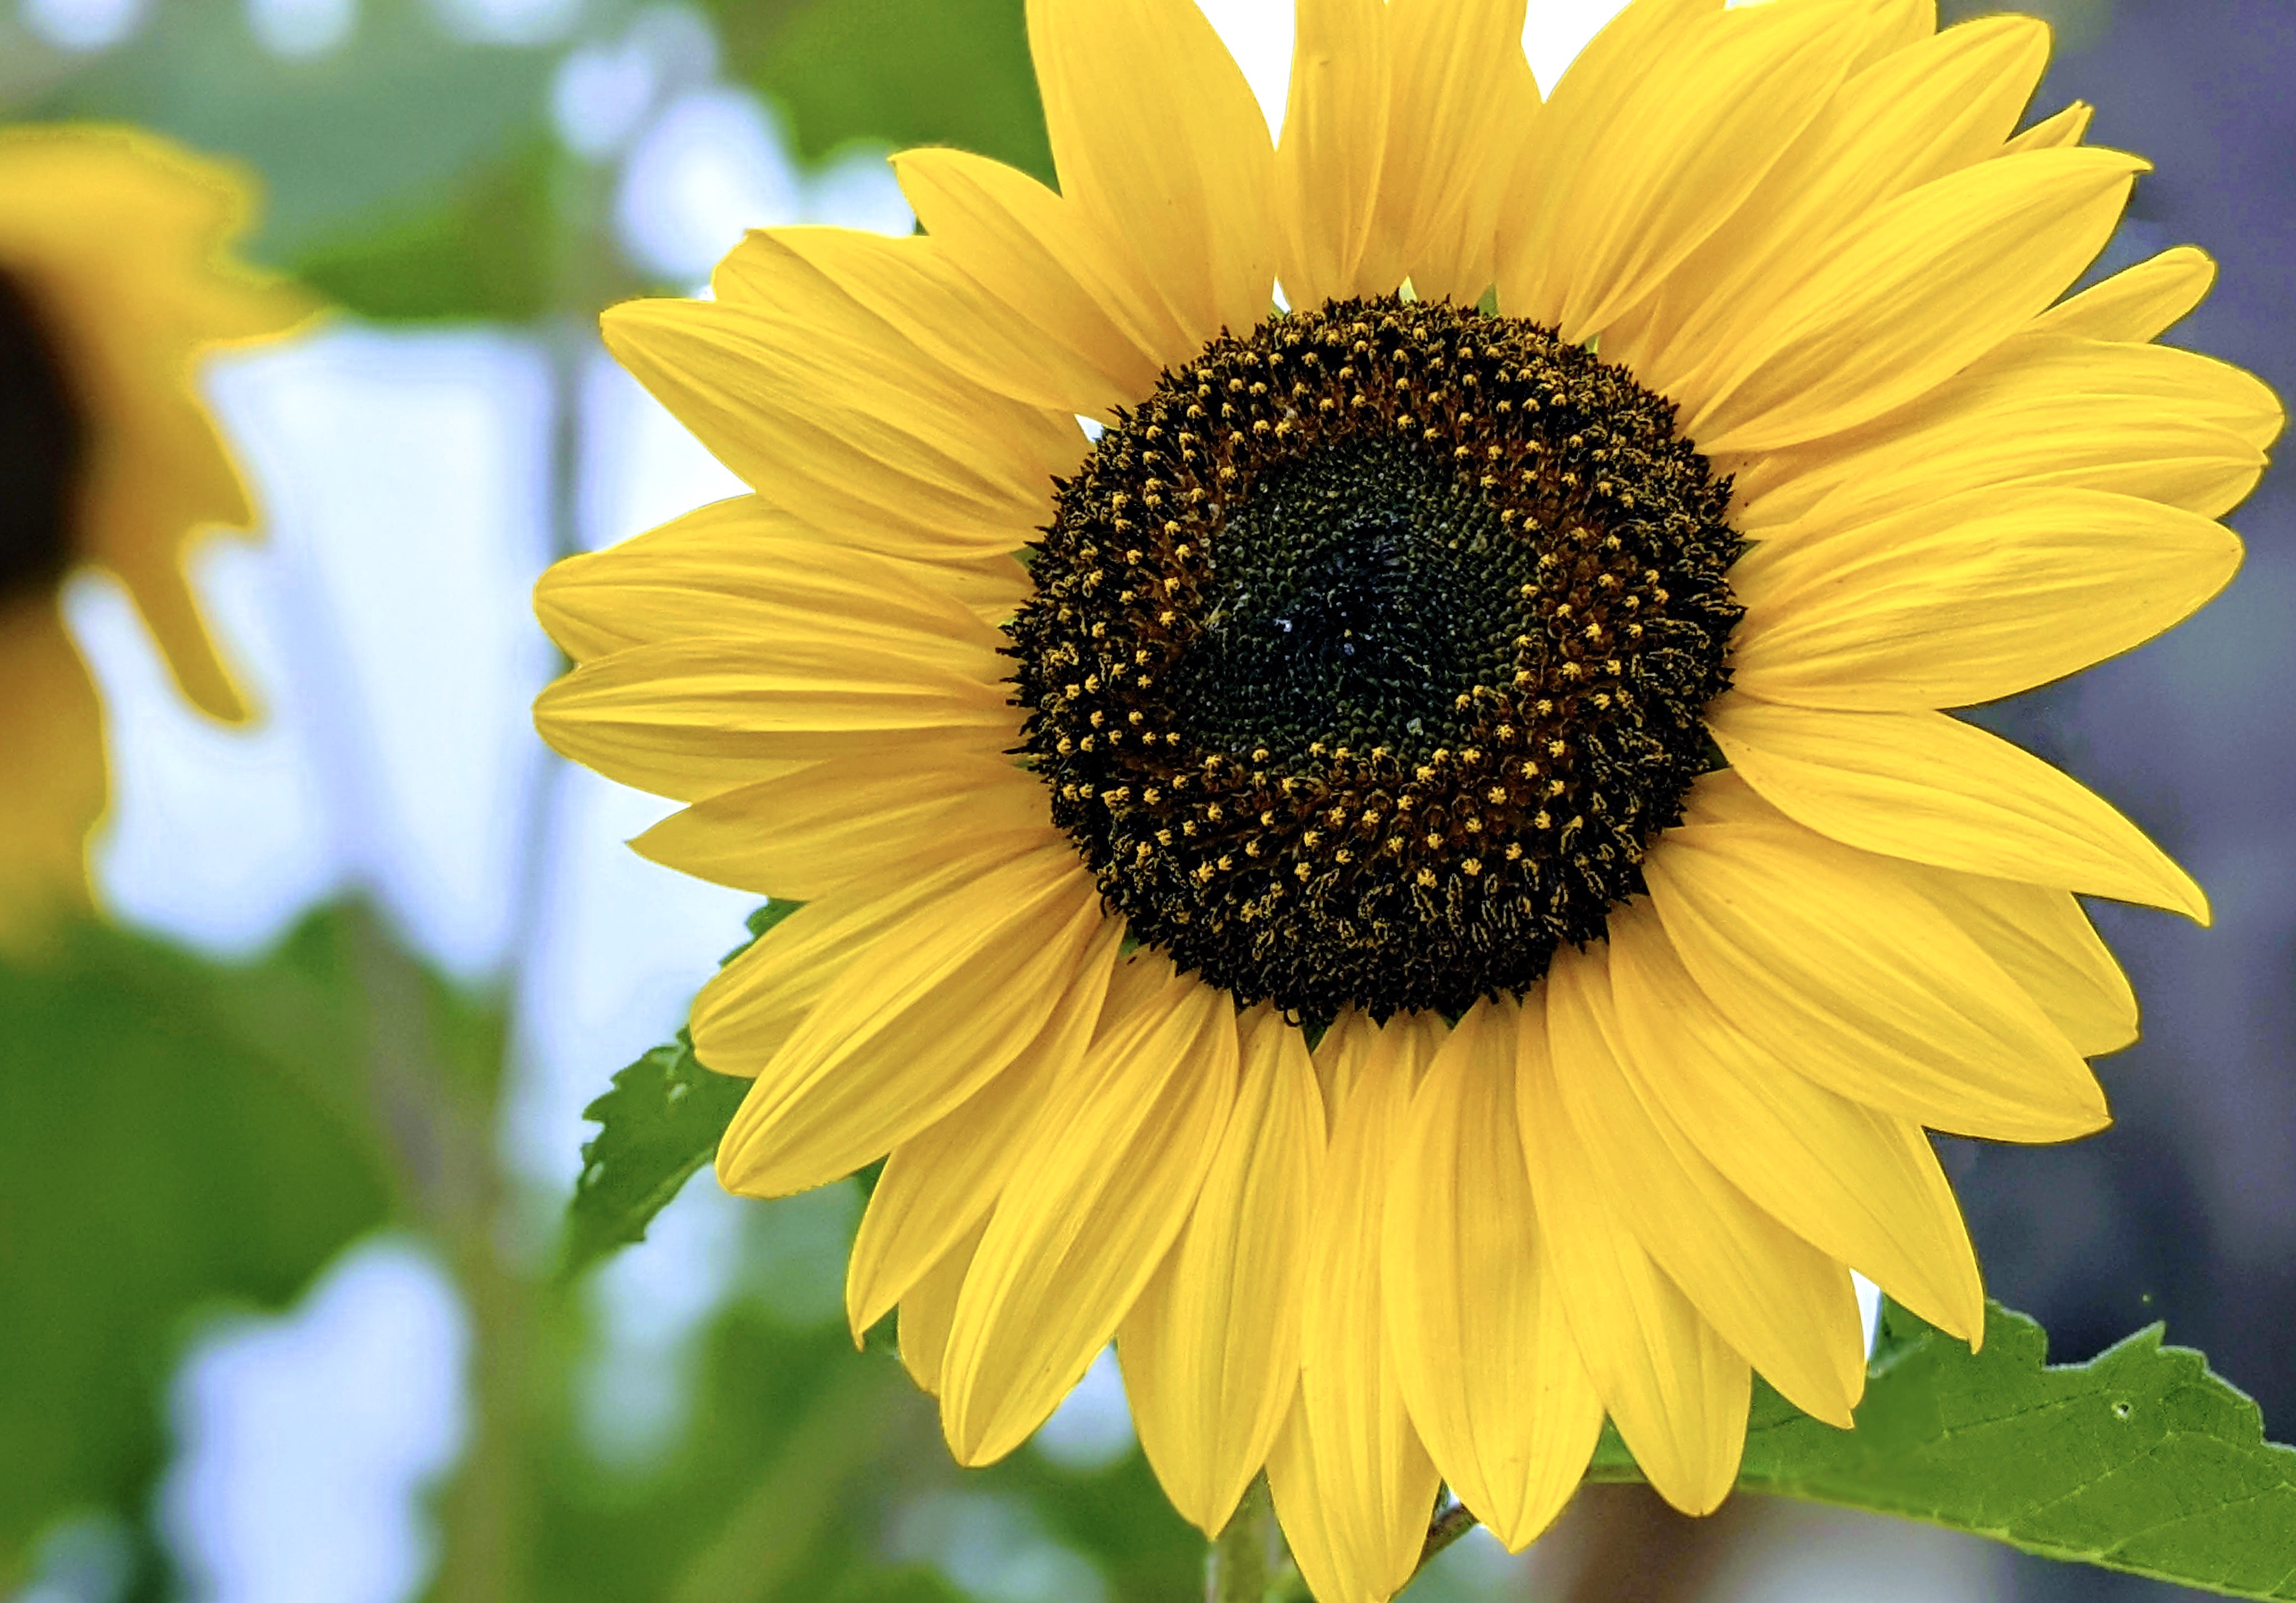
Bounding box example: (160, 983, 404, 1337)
(1008, 297, 1740, 1021)
(0, 268, 87, 607)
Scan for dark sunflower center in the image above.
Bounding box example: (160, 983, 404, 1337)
(0, 267, 87, 605)
(1007, 297, 1740, 1021)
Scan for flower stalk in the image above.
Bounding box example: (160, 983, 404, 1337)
(1208, 1478, 1288, 1603)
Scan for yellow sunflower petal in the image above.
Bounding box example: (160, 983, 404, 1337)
(1618, 14, 2051, 397)
(692, 850, 1019, 1078)
(532, 634, 1017, 801)
(1265, 1393, 1362, 1603)
(732, 226, 1130, 420)
(846, 918, 1123, 1334)
(1309, 1006, 1380, 1115)
(2036, 243, 2215, 342)
(1728, 486, 2242, 712)
(893, 146, 1175, 396)
(534, 495, 1017, 663)
(1277, 0, 1392, 310)
(632, 747, 1043, 901)
(106, 543, 254, 724)
(536, 516, 1002, 675)
(1504, 0, 1866, 340)
(900, 1217, 987, 1395)
(1735, 333, 2274, 533)
(0, 596, 106, 950)
(1604, 899, 1986, 1342)
(1708, 696, 2207, 920)
(1497, 0, 1719, 322)
(1362, 0, 1538, 306)
(1547, 943, 1866, 1428)
(0, 127, 312, 726)
(1648, 773, 2108, 1141)
(1271, 1011, 1444, 1602)
(1516, 991, 1750, 1516)
(716, 844, 1101, 1198)
(939, 965, 1239, 1465)
(1027, 0, 1275, 352)
(1684, 147, 2146, 453)
(1823, 0, 1935, 69)
(600, 294, 1080, 560)
(2004, 100, 2092, 153)
(1913, 867, 2138, 1058)
(1381, 999, 1603, 1550)
(1121, 1004, 1325, 1536)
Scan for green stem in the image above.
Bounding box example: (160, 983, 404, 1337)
(1209, 1478, 1286, 1603)
(345, 904, 526, 1603)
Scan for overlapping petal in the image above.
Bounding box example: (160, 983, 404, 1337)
(1122, 1004, 1325, 1535)
(1912, 868, 2138, 1058)
(939, 960, 1239, 1464)
(746, 227, 1133, 419)
(1615, 14, 2052, 398)
(1546, 945, 1866, 1427)
(535, 499, 1006, 669)
(899, 1219, 986, 1395)
(1683, 147, 2146, 452)
(1381, 1000, 1603, 1549)
(532, 633, 1016, 802)
(632, 747, 1046, 902)
(1604, 900, 1987, 1341)
(1517, 991, 1751, 1515)
(1028, 0, 1276, 355)
(602, 273, 1083, 560)
(715, 843, 1101, 1198)
(1503, 0, 1868, 340)
(2038, 244, 2217, 341)
(1735, 333, 2280, 528)
(1361, 0, 1538, 305)
(1728, 486, 2242, 711)
(1708, 695, 2207, 918)
(845, 919, 1123, 1334)
(1648, 775, 2108, 1141)
(1266, 1012, 1443, 1603)
(691, 832, 1065, 1079)
(1276, 0, 1392, 310)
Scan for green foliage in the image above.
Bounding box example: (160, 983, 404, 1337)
(14, 0, 571, 321)
(0, 910, 398, 1569)
(974, 1434, 1206, 1602)
(16, 0, 1054, 323)
(528, 1305, 917, 1603)
(292, 139, 559, 323)
(711, 0, 1053, 182)
(1587, 1299, 2296, 1597)
(24, 0, 555, 260)
(562, 904, 798, 1280)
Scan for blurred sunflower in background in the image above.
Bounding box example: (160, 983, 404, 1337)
(533, 0, 2282, 1598)
(0, 125, 310, 951)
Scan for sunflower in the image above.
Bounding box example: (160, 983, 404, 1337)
(0, 125, 310, 951)
(534, 0, 2280, 1596)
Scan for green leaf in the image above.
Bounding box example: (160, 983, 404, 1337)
(0, 910, 397, 1570)
(710, 0, 1054, 182)
(561, 903, 799, 1279)
(1585, 1300, 2296, 1597)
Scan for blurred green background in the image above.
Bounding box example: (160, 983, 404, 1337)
(0, 1, 2286, 1601)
